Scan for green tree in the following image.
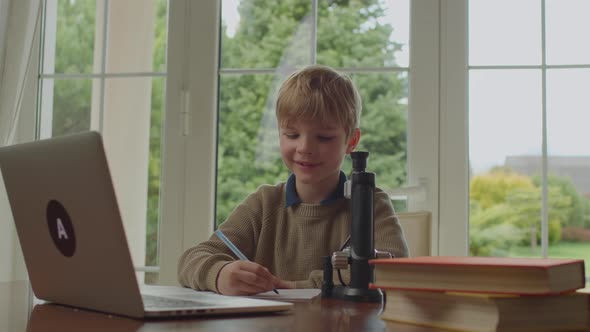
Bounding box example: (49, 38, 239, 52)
(145, 0, 168, 270)
(217, 0, 407, 225)
(52, 0, 96, 136)
(470, 167, 535, 209)
(532, 174, 590, 229)
(469, 169, 573, 256)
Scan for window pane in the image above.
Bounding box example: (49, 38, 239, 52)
(220, 0, 312, 69)
(218, 1, 411, 222)
(546, 0, 590, 65)
(469, 70, 543, 257)
(217, 71, 409, 224)
(44, 0, 98, 74)
(152, 0, 169, 72)
(346, 72, 408, 211)
(147, 76, 165, 283)
(40, 78, 93, 136)
(546, 69, 590, 277)
(317, 0, 409, 68)
(43, 0, 167, 74)
(217, 74, 288, 226)
(469, 0, 541, 66)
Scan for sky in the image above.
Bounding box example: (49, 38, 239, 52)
(221, 0, 590, 175)
(469, 0, 590, 174)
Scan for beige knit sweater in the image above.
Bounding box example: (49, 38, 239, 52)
(177, 182, 409, 292)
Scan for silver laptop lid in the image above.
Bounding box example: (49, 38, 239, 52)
(0, 131, 144, 318)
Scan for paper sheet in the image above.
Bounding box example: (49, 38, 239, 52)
(249, 289, 321, 302)
(141, 284, 321, 302)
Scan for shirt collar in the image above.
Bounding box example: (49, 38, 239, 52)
(285, 171, 347, 207)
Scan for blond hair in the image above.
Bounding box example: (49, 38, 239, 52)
(275, 65, 361, 136)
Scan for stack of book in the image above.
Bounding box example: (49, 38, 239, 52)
(370, 256, 589, 332)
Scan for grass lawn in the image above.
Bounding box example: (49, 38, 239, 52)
(509, 241, 590, 285)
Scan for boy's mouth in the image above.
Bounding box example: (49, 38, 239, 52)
(295, 161, 319, 169)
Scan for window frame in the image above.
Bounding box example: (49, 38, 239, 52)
(437, 0, 469, 256)
(158, 0, 220, 285)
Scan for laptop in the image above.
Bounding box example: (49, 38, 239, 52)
(0, 131, 292, 319)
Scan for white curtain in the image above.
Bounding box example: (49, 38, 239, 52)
(0, 0, 41, 282)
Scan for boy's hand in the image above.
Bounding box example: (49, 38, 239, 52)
(217, 261, 294, 296)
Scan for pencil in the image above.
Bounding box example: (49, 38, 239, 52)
(214, 230, 280, 294)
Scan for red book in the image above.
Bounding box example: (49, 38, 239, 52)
(370, 256, 586, 295)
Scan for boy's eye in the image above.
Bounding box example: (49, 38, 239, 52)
(318, 136, 335, 142)
(284, 133, 299, 139)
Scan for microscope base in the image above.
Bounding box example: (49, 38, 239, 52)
(331, 286, 383, 303)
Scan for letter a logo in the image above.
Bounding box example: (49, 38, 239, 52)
(46, 200, 76, 257)
(56, 218, 69, 240)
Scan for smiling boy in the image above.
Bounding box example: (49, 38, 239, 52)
(178, 65, 408, 295)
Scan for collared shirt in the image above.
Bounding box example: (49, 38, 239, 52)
(285, 171, 348, 207)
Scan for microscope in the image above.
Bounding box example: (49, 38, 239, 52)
(321, 151, 391, 303)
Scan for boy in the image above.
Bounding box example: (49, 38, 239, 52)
(178, 65, 408, 295)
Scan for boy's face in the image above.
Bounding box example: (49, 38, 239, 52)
(279, 118, 359, 188)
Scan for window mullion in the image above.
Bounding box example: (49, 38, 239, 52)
(40, 72, 167, 79)
(158, 0, 220, 285)
(540, 0, 549, 258)
(311, 0, 318, 64)
(437, 0, 469, 256)
(97, 0, 109, 133)
(39, 0, 56, 139)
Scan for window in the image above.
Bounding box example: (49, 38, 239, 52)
(468, 0, 590, 280)
(38, 0, 168, 283)
(36, 1, 588, 286)
(217, 0, 411, 226)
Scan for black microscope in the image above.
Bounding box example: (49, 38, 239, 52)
(321, 151, 391, 303)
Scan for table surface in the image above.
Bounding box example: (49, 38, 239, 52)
(3, 281, 589, 332)
(0, 281, 442, 332)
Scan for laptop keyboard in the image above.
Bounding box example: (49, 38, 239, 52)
(142, 294, 212, 309)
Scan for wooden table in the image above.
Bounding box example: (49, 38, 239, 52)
(1, 281, 440, 331)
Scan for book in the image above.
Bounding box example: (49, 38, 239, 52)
(381, 289, 590, 332)
(370, 256, 586, 295)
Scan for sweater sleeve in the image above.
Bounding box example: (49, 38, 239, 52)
(177, 191, 263, 292)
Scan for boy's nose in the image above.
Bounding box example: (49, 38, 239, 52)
(296, 137, 313, 155)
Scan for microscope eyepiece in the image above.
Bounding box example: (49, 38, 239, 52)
(351, 151, 369, 172)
